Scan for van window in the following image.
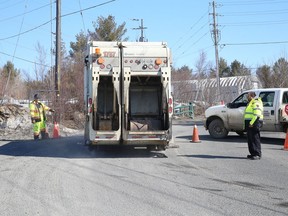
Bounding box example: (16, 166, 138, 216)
(282, 92, 288, 104)
(259, 91, 275, 107)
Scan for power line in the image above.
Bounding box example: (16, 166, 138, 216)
(173, 21, 210, 54)
(0, 2, 54, 23)
(221, 19, 288, 26)
(78, 0, 87, 34)
(0, 0, 26, 11)
(61, 0, 116, 18)
(0, 20, 51, 40)
(0, 0, 117, 68)
(2, 0, 28, 99)
(223, 9, 288, 16)
(219, 0, 288, 6)
(0, 0, 116, 41)
(171, 10, 209, 49)
(222, 40, 288, 46)
(0, 50, 50, 67)
(179, 31, 211, 56)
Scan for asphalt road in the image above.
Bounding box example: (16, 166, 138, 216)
(0, 122, 288, 216)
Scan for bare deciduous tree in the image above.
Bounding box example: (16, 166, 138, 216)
(256, 65, 272, 88)
(171, 65, 193, 103)
(273, 58, 288, 87)
(34, 42, 48, 82)
(256, 57, 288, 88)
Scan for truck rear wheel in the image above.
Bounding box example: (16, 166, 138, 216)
(208, 119, 228, 138)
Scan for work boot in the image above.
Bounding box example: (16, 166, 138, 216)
(41, 131, 47, 139)
(251, 155, 261, 160)
(34, 135, 39, 140)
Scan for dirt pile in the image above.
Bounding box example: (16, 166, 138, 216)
(0, 104, 32, 140)
(0, 104, 84, 140)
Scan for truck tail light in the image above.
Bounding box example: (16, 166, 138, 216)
(88, 98, 93, 113)
(168, 97, 173, 113)
(97, 58, 104, 64)
(155, 58, 162, 65)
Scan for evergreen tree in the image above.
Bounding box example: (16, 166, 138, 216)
(88, 15, 128, 41)
(219, 57, 230, 77)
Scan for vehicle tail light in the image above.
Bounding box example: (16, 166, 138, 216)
(168, 97, 173, 114)
(97, 58, 104, 64)
(88, 98, 93, 113)
(155, 58, 162, 65)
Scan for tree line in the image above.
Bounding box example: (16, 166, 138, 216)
(1, 15, 288, 119)
(172, 54, 288, 87)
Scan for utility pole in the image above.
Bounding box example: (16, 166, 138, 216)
(55, 0, 61, 98)
(210, 1, 221, 102)
(132, 19, 147, 42)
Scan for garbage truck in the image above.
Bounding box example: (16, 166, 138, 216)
(84, 41, 173, 150)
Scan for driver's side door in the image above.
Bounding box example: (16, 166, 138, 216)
(227, 92, 249, 130)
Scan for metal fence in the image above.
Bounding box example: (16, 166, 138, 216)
(174, 103, 194, 118)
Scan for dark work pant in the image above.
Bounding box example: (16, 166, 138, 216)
(245, 120, 262, 157)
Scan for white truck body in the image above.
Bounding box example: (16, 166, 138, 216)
(204, 88, 288, 138)
(84, 41, 173, 150)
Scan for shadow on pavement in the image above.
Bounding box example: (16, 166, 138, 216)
(172, 120, 204, 126)
(0, 136, 167, 159)
(178, 154, 246, 160)
(176, 134, 285, 145)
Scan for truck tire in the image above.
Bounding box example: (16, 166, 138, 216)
(208, 119, 228, 138)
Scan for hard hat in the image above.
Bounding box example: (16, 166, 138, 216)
(34, 94, 40, 100)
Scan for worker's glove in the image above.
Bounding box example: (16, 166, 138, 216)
(31, 118, 41, 123)
(32, 117, 41, 123)
(49, 109, 55, 112)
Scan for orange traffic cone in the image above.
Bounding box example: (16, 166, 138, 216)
(53, 122, 60, 138)
(284, 130, 288, 150)
(190, 125, 201, 143)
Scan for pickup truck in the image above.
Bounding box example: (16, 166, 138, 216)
(204, 88, 288, 138)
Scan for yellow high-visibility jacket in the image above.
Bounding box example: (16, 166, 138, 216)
(244, 97, 264, 125)
(29, 100, 51, 122)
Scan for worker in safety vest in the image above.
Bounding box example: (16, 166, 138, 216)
(29, 94, 55, 140)
(244, 91, 263, 160)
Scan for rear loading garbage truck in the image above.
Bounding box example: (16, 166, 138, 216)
(84, 41, 173, 150)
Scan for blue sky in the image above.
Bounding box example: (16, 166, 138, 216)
(0, 0, 287, 76)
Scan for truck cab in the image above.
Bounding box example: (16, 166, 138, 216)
(204, 88, 288, 138)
